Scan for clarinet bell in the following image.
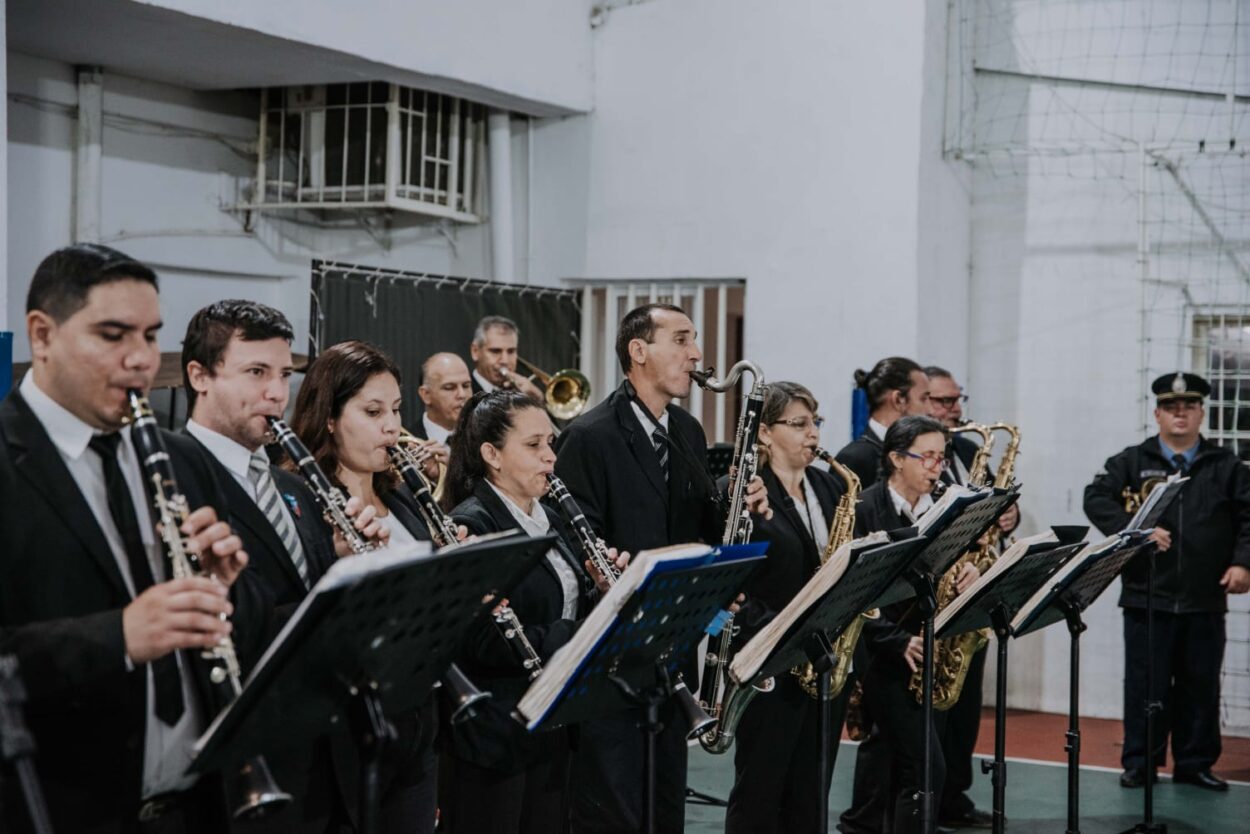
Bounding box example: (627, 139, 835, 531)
(231, 755, 293, 820)
(442, 663, 491, 725)
(674, 678, 717, 740)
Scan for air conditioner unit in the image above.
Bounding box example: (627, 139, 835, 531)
(251, 82, 484, 223)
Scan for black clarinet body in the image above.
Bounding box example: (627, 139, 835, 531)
(126, 391, 291, 818)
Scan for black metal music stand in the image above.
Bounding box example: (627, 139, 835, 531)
(904, 486, 1021, 834)
(740, 533, 930, 833)
(1014, 531, 1155, 834)
(936, 527, 1089, 834)
(519, 548, 766, 834)
(192, 532, 552, 834)
(0, 656, 53, 834)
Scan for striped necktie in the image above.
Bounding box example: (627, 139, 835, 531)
(652, 424, 670, 482)
(248, 450, 310, 587)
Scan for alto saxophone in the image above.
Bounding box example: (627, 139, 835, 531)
(689, 361, 774, 754)
(1122, 476, 1165, 514)
(126, 392, 292, 819)
(790, 448, 873, 699)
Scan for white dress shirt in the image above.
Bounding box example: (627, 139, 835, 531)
(888, 484, 934, 524)
(20, 372, 202, 797)
(421, 412, 452, 446)
(487, 482, 580, 619)
(472, 369, 499, 394)
(185, 419, 303, 539)
(630, 400, 670, 437)
(868, 418, 889, 441)
(793, 475, 831, 554)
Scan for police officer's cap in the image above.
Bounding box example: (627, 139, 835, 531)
(1152, 371, 1210, 403)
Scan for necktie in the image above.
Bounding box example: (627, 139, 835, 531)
(652, 423, 670, 482)
(88, 433, 185, 726)
(1171, 453, 1189, 475)
(249, 450, 310, 587)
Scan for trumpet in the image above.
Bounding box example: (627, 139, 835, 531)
(502, 357, 591, 422)
(127, 391, 291, 819)
(387, 435, 544, 681)
(546, 473, 716, 738)
(267, 416, 489, 724)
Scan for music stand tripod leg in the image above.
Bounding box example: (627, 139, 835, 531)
(610, 663, 677, 834)
(1122, 543, 1167, 834)
(0, 655, 54, 834)
(1056, 598, 1087, 834)
(804, 631, 839, 834)
(348, 683, 398, 834)
(981, 605, 1012, 834)
(905, 569, 939, 834)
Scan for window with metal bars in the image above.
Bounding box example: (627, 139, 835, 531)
(1193, 315, 1250, 462)
(254, 82, 484, 223)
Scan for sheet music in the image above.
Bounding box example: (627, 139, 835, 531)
(1126, 473, 1187, 531)
(1009, 534, 1124, 632)
(728, 531, 890, 682)
(933, 529, 1060, 630)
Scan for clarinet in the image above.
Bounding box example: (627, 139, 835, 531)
(688, 361, 768, 751)
(266, 416, 490, 721)
(545, 473, 715, 737)
(386, 442, 543, 680)
(126, 391, 291, 819)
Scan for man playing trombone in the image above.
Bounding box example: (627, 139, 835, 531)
(469, 315, 545, 404)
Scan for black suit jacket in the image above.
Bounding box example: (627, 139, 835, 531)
(835, 429, 884, 490)
(447, 481, 592, 770)
(853, 482, 920, 682)
(553, 381, 724, 556)
(0, 389, 268, 831)
(734, 464, 844, 642)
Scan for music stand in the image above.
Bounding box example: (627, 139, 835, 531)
(0, 656, 53, 834)
(520, 546, 766, 834)
(735, 534, 930, 834)
(905, 486, 1020, 834)
(193, 532, 552, 834)
(1013, 531, 1155, 834)
(936, 527, 1089, 834)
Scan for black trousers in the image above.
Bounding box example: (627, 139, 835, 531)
(726, 676, 849, 834)
(569, 700, 689, 834)
(938, 646, 985, 819)
(442, 739, 571, 834)
(1122, 608, 1225, 774)
(840, 668, 945, 834)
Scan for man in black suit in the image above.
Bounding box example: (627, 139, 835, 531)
(180, 300, 390, 830)
(835, 357, 930, 489)
(0, 245, 257, 833)
(554, 302, 769, 834)
(468, 315, 544, 403)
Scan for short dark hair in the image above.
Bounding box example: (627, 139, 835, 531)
(881, 415, 948, 477)
(615, 303, 687, 373)
(442, 389, 545, 510)
(923, 365, 953, 381)
(181, 300, 294, 413)
(853, 357, 925, 412)
(288, 340, 403, 496)
(472, 315, 519, 346)
(26, 244, 158, 322)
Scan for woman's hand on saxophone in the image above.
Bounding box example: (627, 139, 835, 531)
(954, 562, 981, 595)
(903, 634, 924, 673)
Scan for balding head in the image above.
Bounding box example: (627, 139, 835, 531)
(419, 352, 473, 430)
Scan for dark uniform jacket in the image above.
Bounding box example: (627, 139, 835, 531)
(449, 480, 594, 770)
(734, 464, 845, 643)
(0, 389, 270, 832)
(853, 481, 919, 682)
(836, 429, 884, 490)
(1084, 435, 1250, 613)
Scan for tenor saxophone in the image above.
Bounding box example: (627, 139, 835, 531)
(789, 448, 873, 700)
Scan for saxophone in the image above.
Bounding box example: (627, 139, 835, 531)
(789, 448, 871, 699)
(1122, 477, 1165, 514)
(907, 421, 996, 710)
(690, 361, 772, 754)
(126, 392, 292, 819)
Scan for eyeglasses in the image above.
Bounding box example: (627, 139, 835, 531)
(771, 415, 825, 431)
(929, 395, 969, 408)
(899, 450, 949, 470)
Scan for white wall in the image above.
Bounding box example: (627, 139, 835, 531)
(529, 0, 968, 435)
(5, 52, 553, 361)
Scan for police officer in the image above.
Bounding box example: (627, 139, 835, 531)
(1084, 371, 1250, 792)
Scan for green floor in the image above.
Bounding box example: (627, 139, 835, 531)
(684, 742, 1250, 832)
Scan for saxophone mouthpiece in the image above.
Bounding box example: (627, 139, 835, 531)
(689, 367, 714, 388)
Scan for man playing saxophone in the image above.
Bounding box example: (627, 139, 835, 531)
(1084, 372, 1250, 792)
(553, 302, 768, 834)
(721, 382, 849, 834)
